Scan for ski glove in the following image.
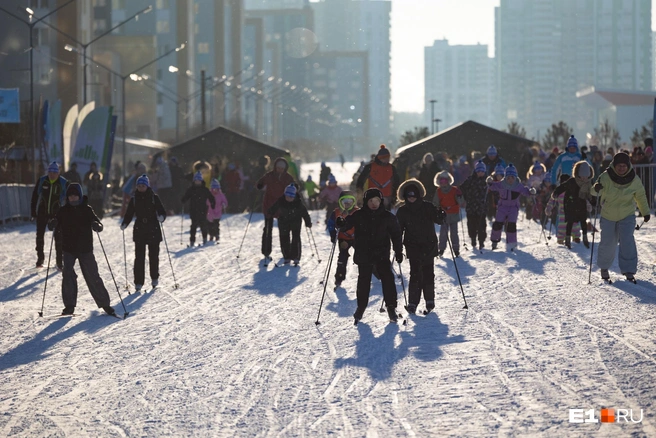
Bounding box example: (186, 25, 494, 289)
(335, 216, 346, 228)
(92, 222, 103, 232)
(47, 218, 57, 231)
(395, 252, 404, 263)
(594, 182, 603, 192)
(305, 222, 312, 228)
(157, 215, 166, 223)
(529, 187, 537, 195)
(120, 223, 128, 231)
(644, 214, 651, 223)
(435, 208, 446, 225)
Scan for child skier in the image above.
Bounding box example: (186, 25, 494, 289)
(336, 188, 403, 324)
(319, 174, 341, 224)
(551, 161, 594, 249)
(120, 174, 167, 292)
(87, 171, 105, 219)
(267, 184, 312, 265)
(206, 179, 228, 243)
(396, 179, 445, 314)
(460, 160, 489, 250)
(486, 163, 505, 221)
(327, 190, 359, 287)
(433, 170, 463, 257)
(181, 171, 215, 246)
(545, 174, 582, 245)
(48, 183, 115, 316)
(488, 163, 536, 250)
(525, 161, 546, 221)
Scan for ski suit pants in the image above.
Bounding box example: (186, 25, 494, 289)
(597, 215, 638, 274)
(466, 212, 487, 245)
(279, 223, 302, 261)
(134, 240, 160, 286)
(36, 214, 62, 266)
(356, 259, 397, 311)
(208, 219, 221, 240)
(335, 239, 354, 283)
(262, 216, 274, 257)
(189, 216, 208, 244)
(408, 258, 435, 307)
(62, 251, 111, 309)
(491, 206, 519, 244)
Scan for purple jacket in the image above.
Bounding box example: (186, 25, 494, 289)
(488, 180, 531, 211)
(207, 190, 228, 221)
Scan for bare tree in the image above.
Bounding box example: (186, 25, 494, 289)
(504, 122, 527, 138)
(542, 121, 573, 151)
(399, 126, 430, 146)
(630, 119, 653, 147)
(594, 119, 621, 152)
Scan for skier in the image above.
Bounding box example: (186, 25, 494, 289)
(48, 183, 115, 316)
(433, 170, 463, 257)
(525, 161, 546, 220)
(551, 161, 594, 249)
(460, 160, 489, 250)
(256, 157, 294, 265)
(336, 188, 403, 324)
(550, 135, 583, 185)
(591, 152, 650, 282)
(488, 163, 536, 250)
(120, 174, 167, 292)
(181, 171, 215, 246)
(545, 174, 582, 245)
(327, 190, 359, 287)
(304, 175, 320, 210)
(86, 171, 105, 219)
(418, 152, 440, 202)
(206, 179, 228, 243)
(267, 184, 312, 265)
(319, 162, 332, 188)
(31, 161, 68, 269)
(486, 163, 505, 221)
(62, 162, 81, 184)
(396, 179, 445, 314)
(356, 145, 401, 209)
(319, 174, 341, 224)
(482, 145, 506, 176)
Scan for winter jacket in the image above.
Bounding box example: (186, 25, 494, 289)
(396, 199, 443, 262)
(550, 149, 582, 184)
(155, 159, 172, 190)
(267, 195, 311, 229)
(87, 175, 105, 201)
(305, 180, 320, 197)
(122, 188, 167, 243)
(551, 177, 589, 222)
(320, 166, 332, 185)
(207, 189, 228, 221)
(418, 161, 439, 198)
(31, 175, 68, 218)
(319, 185, 342, 204)
(181, 184, 215, 220)
(328, 206, 358, 242)
(62, 170, 81, 184)
(434, 185, 462, 224)
(460, 174, 488, 216)
(356, 158, 401, 198)
(545, 192, 581, 240)
(591, 162, 650, 222)
(55, 196, 101, 254)
(222, 169, 242, 194)
(256, 157, 295, 217)
(339, 205, 403, 265)
(482, 156, 506, 176)
(488, 180, 532, 211)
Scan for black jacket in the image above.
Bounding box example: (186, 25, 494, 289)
(396, 200, 442, 262)
(418, 162, 439, 198)
(31, 175, 68, 218)
(340, 205, 402, 265)
(55, 196, 101, 254)
(181, 184, 215, 220)
(460, 174, 489, 216)
(122, 188, 167, 243)
(552, 178, 588, 221)
(267, 195, 311, 229)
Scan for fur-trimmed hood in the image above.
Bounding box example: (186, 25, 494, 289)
(397, 178, 426, 201)
(572, 160, 594, 179)
(433, 170, 454, 187)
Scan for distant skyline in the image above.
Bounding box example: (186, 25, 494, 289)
(391, 0, 656, 114)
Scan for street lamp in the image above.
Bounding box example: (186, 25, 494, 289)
(434, 118, 442, 133)
(429, 99, 437, 134)
(0, 0, 78, 180)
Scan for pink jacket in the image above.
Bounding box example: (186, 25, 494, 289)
(207, 190, 228, 221)
(319, 185, 342, 204)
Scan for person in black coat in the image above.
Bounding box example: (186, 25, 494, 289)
(181, 171, 215, 246)
(336, 188, 403, 323)
(551, 161, 593, 249)
(460, 160, 490, 249)
(396, 179, 445, 315)
(418, 153, 440, 202)
(121, 174, 167, 291)
(267, 184, 312, 265)
(48, 183, 115, 316)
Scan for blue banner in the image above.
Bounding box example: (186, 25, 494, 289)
(0, 89, 20, 123)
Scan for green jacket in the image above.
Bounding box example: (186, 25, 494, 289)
(591, 162, 649, 222)
(305, 180, 319, 196)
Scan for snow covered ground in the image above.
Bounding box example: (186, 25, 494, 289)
(1, 190, 655, 436)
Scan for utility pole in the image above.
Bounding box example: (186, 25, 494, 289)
(429, 99, 437, 134)
(434, 118, 442, 133)
(201, 69, 206, 132)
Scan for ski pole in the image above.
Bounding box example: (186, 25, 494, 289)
(635, 219, 646, 231)
(38, 229, 55, 317)
(318, 239, 335, 285)
(236, 194, 260, 259)
(459, 209, 468, 250)
(305, 226, 316, 259)
(180, 206, 184, 246)
(588, 193, 601, 284)
(397, 260, 409, 326)
(122, 229, 130, 293)
(446, 232, 468, 309)
(96, 231, 129, 318)
(315, 238, 337, 325)
(160, 222, 179, 289)
(308, 226, 322, 263)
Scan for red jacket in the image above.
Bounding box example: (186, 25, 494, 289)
(256, 157, 295, 217)
(222, 169, 241, 194)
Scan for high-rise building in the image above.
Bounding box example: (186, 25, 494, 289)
(312, 0, 392, 146)
(244, 0, 308, 9)
(424, 40, 494, 133)
(496, 0, 652, 140)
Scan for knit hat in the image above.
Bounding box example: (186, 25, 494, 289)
(532, 161, 544, 173)
(544, 171, 551, 182)
(487, 145, 497, 156)
(645, 146, 653, 155)
(567, 135, 578, 150)
(474, 160, 486, 173)
(612, 152, 631, 167)
(363, 188, 383, 203)
(559, 174, 570, 184)
(47, 161, 60, 173)
(376, 144, 390, 158)
(604, 153, 613, 161)
(306, 175, 313, 182)
(136, 174, 150, 187)
(576, 162, 592, 178)
(403, 183, 420, 200)
(210, 179, 221, 190)
(227, 163, 236, 171)
(504, 163, 518, 178)
(321, 162, 326, 168)
(193, 171, 203, 182)
(66, 182, 82, 198)
(284, 184, 297, 198)
(328, 174, 337, 185)
(494, 163, 505, 176)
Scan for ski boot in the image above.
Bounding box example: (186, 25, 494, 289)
(491, 241, 498, 250)
(624, 272, 636, 284)
(387, 306, 398, 323)
(582, 234, 590, 248)
(61, 307, 75, 315)
(479, 241, 485, 250)
(152, 279, 159, 289)
(103, 306, 116, 316)
(353, 307, 365, 325)
(565, 236, 572, 249)
(135, 284, 143, 293)
(424, 300, 435, 315)
(283, 259, 291, 265)
(293, 260, 299, 266)
(263, 256, 272, 267)
(601, 269, 610, 283)
(471, 238, 476, 248)
(404, 303, 417, 314)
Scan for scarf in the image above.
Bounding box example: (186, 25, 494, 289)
(575, 177, 591, 199)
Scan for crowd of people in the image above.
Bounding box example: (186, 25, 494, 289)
(27, 134, 654, 321)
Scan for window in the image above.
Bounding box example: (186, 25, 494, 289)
(156, 20, 170, 33)
(198, 43, 209, 54)
(157, 0, 170, 9)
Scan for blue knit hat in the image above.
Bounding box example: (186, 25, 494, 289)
(193, 171, 203, 182)
(66, 182, 82, 198)
(487, 145, 497, 156)
(284, 184, 297, 198)
(306, 175, 312, 182)
(328, 174, 337, 184)
(210, 179, 221, 190)
(504, 163, 518, 178)
(494, 163, 505, 176)
(136, 174, 149, 187)
(47, 161, 60, 173)
(567, 135, 578, 151)
(474, 160, 486, 173)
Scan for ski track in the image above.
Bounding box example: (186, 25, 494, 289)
(0, 202, 655, 437)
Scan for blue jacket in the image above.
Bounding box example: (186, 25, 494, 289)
(550, 150, 582, 184)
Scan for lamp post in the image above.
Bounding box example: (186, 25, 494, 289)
(135, 74, 191, 142)
(0, 0, 78, 180)
(429, 99, 437, 134)
(434, 118, 442, 133)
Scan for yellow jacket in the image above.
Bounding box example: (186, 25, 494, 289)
(591, 162, 649, 222)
